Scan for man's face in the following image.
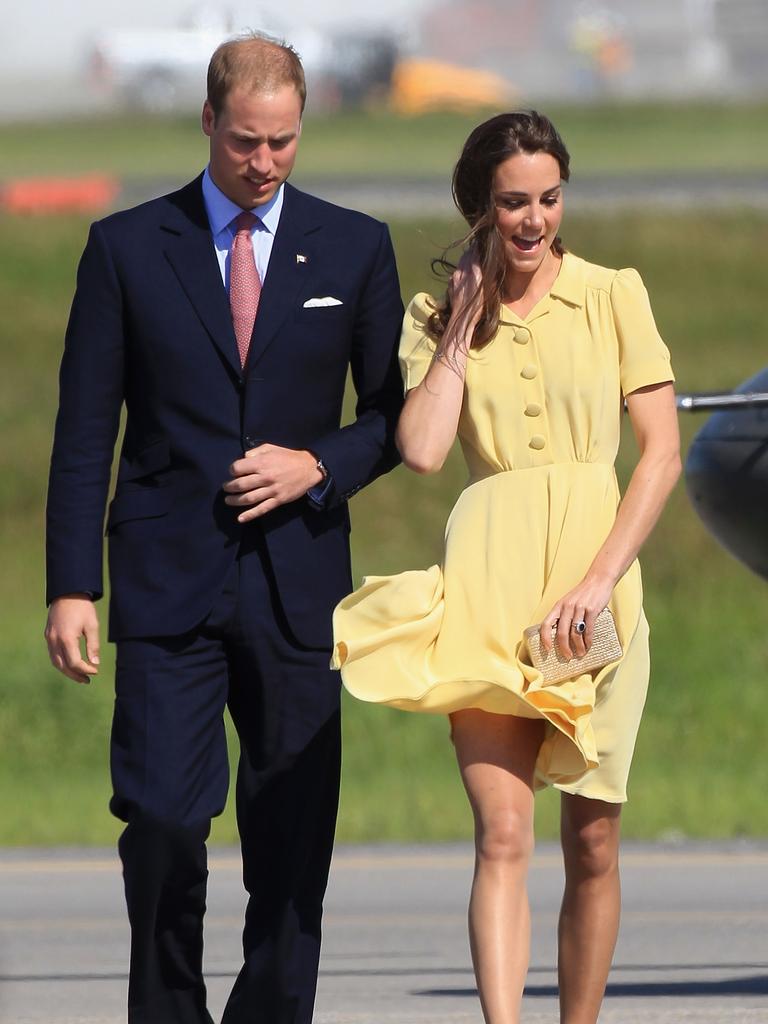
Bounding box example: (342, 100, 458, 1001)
(202, 84, 302, 209)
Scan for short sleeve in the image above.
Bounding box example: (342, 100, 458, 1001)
(611, 268, 675, 396)
(398, 292, 438, 393)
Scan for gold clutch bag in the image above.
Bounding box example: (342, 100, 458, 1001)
(523, 608, 623, 685)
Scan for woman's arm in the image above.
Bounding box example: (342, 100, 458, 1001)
(541, 380, 681, 657)
(396, 257, 481, 474)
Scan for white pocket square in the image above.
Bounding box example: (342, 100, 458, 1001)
(303, 296, 343, 308)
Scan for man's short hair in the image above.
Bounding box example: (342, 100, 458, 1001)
(207, 33, 307, 119)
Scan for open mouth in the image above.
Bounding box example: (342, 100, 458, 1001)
(512, 236, 544, 252)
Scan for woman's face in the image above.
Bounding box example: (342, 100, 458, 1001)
(492, 151, 564, 275)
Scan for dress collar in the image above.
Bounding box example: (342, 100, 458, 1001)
(202, 166, 285, 236)
(548, 251, 586, 308)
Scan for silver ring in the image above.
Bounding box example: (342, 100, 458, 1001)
(572, 620, 587, 635)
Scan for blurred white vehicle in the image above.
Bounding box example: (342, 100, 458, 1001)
(88, 7, 397, 113)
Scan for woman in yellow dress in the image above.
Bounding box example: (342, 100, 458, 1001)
(332, 111, 681, 1024)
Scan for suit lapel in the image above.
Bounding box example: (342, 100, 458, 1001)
(161, 176, 242, 379)
(245, 184, 321, 373)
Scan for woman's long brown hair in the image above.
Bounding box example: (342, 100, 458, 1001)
(428, 110, 571, 351)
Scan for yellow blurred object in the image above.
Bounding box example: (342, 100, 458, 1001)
(390, 57, 512, 115)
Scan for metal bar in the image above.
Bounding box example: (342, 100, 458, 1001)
(675, 392, 768, 412)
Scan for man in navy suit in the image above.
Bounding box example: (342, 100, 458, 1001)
(45, 33, 403, 1024)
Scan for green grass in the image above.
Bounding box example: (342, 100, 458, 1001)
(1, 102, 767, 181)
(1, 208, 767, 845)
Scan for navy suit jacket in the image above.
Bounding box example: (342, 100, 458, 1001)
(46, 177, 404, 646)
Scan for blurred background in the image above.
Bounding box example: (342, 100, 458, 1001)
(1, 0, 767, 848)
(3, 0, 768, 119)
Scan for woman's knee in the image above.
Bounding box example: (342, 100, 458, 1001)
(562, 810, 620, 879)
(475, 807, 535, 866)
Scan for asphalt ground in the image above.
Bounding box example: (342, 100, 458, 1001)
(1, 841, 767, 1023)
(117, 172, 768, 218)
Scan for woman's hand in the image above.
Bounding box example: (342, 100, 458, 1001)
(442, 249, 483, 357)
(539, 573, 616, 660)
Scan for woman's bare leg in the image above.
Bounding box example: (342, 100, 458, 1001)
(558, 793, 622, 1024)
(451, 709, 545, 1024)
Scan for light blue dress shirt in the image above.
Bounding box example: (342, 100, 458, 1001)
(201, 166, 284, 288)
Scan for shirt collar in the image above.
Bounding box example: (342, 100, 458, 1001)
(202, 166, 285, 237)
(548, 251, 585, 308)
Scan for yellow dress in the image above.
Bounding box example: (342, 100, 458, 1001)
(332, 253, 674, 802)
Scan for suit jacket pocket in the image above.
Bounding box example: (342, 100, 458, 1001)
(118, 437, 171, 483)
(294, 304, 350, 325)
(107, 486, 172, 531)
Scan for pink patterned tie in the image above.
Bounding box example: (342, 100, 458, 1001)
(229, 211, 261, 367)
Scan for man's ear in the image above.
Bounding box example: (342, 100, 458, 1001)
(201, 101, 215, 137)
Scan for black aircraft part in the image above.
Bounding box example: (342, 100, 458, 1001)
(685, 367, 768, 581)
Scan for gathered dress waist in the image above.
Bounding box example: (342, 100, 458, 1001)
(465, 460, 618, 486)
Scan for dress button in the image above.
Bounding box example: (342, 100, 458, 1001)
(513, 327, 530, 345)
(524, 403, 541, 417)
(529, 434, 546, 450)
(521, 364, 538, 380)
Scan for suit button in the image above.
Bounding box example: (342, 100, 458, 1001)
(521, 364, 538, 380)
(244, 436, 262, 450)
(529, 434, 546, 450)
(513, 327, 530, 345)
(524, 403, 542, 417)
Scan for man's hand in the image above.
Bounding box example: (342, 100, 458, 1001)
(45, 595, 101, 684)
(223, 444, 324, 523)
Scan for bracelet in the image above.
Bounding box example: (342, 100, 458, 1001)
(433, 346, 467, 371)
(309, 451, 328, 479)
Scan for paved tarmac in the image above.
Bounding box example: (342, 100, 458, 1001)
(118, 172, 768, 219)
(1, 841, 767, 1023)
